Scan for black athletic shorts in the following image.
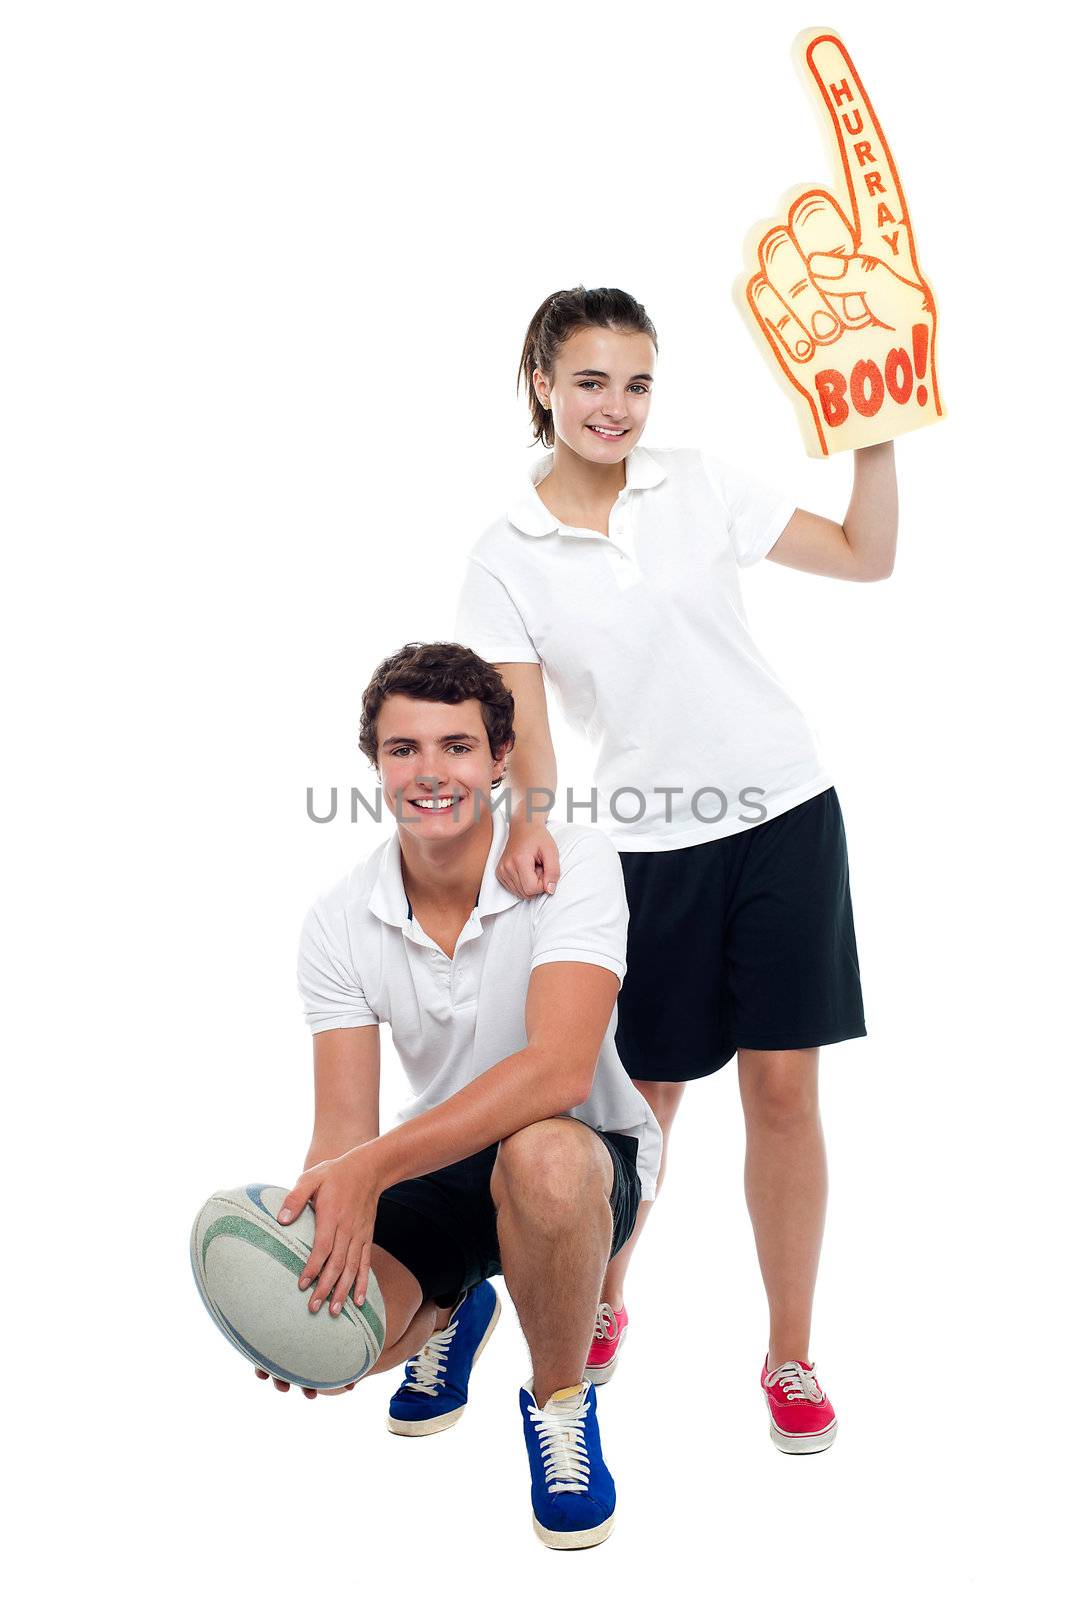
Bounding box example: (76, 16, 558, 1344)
(372, 1126, 641, 1308)
(614, 786, 866, 1084)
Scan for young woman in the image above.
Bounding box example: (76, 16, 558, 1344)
(453, 285, 897, 1454)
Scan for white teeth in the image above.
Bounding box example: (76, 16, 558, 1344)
(411, 796, 455, 809)
(590, 426, 624, 436)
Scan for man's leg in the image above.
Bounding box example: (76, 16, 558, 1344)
(490, 1117, 614, 1407)
(600, 1079, 686, 1307)
(364, 1244, 455, 1376)
(738, 1046, 826, 1368)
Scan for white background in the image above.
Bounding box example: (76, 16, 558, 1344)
(3, 0, 1060, 1594)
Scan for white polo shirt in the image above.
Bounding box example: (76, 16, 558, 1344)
(453, 445, 833, 852)
(297, 804, 662, 1199)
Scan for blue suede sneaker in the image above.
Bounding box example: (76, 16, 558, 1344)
(519, 1378, 616, 1549)
(386, 1281, 500, 1436)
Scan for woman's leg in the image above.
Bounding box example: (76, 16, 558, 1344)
(600, 1079, 687, 1307)
(737, 1046, 826, 1369)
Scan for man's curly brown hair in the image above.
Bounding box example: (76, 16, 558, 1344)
(358, 642, 516, 783)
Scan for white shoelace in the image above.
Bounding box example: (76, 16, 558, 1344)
(527, 1387, 592, 1495)
(592, 1303, 618, 1343)
(766, 1360, 824, 1403)
(402, 1320, 459, 1396)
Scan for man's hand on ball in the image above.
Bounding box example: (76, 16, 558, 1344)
(252, 1367, 355, 1399)
(276, 1144, 382, 1315)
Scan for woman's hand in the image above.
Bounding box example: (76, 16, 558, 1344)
(496, 817, 560, 900)
(276, 1143, 383, 1315)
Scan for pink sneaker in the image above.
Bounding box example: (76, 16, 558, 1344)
(761, 1358, 838, 1454)
(583, 1302, 628, 1385)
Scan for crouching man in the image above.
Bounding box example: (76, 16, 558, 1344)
(265, 641, 661, 1550)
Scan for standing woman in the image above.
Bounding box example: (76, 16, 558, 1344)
(453, 286, 897, 1454)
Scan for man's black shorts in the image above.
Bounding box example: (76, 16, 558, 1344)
(372, 1125, 642, 1308)
(614, 786, 866, 1083)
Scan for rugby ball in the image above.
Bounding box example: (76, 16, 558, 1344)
(190, 1182, 386, 1390)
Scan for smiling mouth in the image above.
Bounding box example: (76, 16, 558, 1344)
(409, 796, 458, 810)
(588, 425, 628, 438)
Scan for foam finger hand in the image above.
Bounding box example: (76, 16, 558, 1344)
(809, 251, 928, 330)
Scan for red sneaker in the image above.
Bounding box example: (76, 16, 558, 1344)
(761, 1358, 838, 1454)
(583, 1302, 628, 1385)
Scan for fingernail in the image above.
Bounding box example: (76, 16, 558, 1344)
(811, 310, 838, 338)
(357, 1293, 364, 1305)
(795, 340, 812, 358)
(299, 1276, 309, 1289)
(278, 1208, 292, 1223)
(331, 1303, 340, 1315)
(547, 883, 556, 893)
(311, 1299, 321, 1311)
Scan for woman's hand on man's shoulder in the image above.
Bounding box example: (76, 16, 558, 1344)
(496, 817, 560, 899)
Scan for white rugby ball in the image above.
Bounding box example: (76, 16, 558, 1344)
(190, 1182, 387, 1390)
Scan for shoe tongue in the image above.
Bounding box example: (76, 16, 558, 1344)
(546, 1383, 583, 1407)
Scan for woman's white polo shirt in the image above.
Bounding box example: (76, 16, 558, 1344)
(297, 803, 662, 1199)
(453, 445, 833, 851)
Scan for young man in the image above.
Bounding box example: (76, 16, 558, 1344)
(264, 641, 662, 1551)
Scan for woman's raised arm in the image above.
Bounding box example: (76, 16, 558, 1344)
(767, 441, 898, 581)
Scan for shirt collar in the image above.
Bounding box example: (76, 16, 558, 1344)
(367, 802, 523, 930)
(506, 444, 667, 539)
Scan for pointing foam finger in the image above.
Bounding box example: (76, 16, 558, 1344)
(798, 29, 919, 279)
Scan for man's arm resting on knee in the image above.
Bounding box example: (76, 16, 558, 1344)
(367, 960, 618, 1189)
(278, 964, 615, 1314)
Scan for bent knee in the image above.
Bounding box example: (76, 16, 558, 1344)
(492, 1118, 610, 1211)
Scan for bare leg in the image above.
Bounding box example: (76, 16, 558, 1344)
(599, 1080, 686, 1308)
(364, 1245, 455, 1376)
(491, 1118, 614, 1408)
(738, 1047, 826, 1370)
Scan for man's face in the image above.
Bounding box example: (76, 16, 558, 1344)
(533, 324, 656, 464)
(377, 694, 509, 839)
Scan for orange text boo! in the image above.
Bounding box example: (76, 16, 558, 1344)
(736, 28, 944, 457)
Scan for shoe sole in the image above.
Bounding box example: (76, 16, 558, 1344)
(533, 1511, 615, 1550)
(768, 1416, 838, 1455)
(582, 1325, 627, 1387)
(386, 1292, 502, 1436)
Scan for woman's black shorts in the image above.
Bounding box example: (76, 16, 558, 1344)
(614, 786, 866, 1083)
(372, 1126, 641, 1308)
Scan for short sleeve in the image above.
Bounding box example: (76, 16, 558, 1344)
(529, 830, 628, 984)
(297, 900, 379, 1033)
(701, 453, 796, 568)
(453, 557, 541, 665)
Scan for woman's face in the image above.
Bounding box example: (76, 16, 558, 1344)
(534, 324, 656, 465)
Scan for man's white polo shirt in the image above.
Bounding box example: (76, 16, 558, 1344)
(453, 445, 833, 851)
(297, 803, 662, 1199)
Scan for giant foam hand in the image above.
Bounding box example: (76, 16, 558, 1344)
(737, 28, 943, 456)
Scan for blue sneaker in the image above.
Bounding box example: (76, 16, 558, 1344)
(519, 1378, 616, 1549)
(387, 1281, 500, 1436)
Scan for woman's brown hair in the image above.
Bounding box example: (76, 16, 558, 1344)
(518, 285, 658, 448)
